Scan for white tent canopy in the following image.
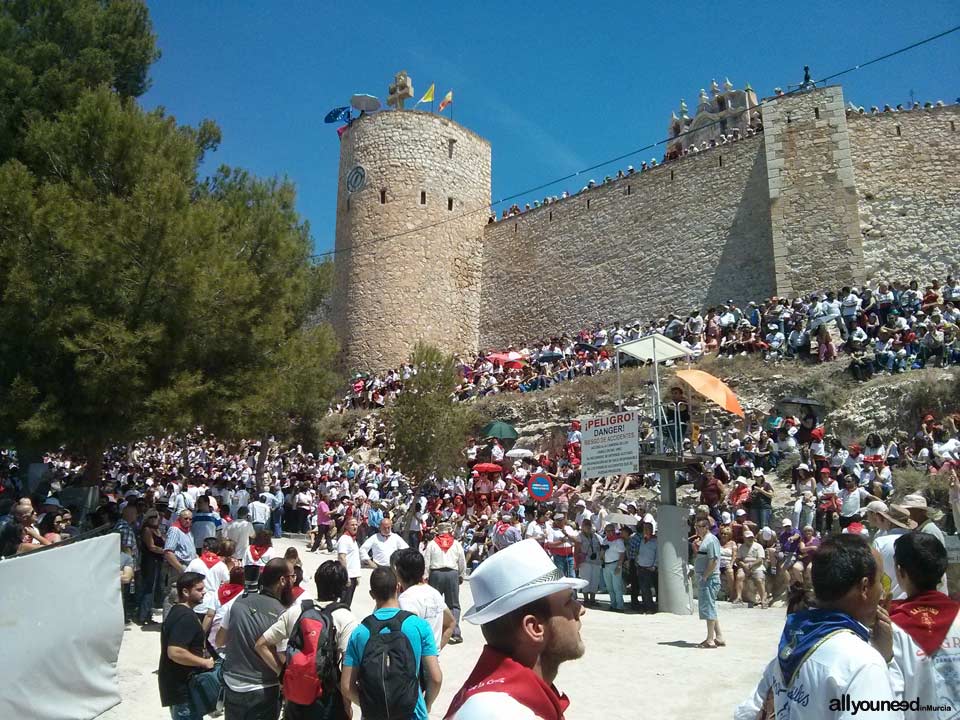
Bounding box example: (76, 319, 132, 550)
(616, 333, 691, 364)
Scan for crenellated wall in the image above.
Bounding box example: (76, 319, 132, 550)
(330, 87, 960, 371)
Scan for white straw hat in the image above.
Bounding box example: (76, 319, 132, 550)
(463, 539, 586, 625)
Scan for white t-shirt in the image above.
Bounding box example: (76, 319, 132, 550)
(242, 545, 276, 568)
(261, 598, 358, 656)
(398, 583, 447, 650)
(224, 519, 254, 559)
(871, 529, 912, 599)
(336, 534, 361, 578)
(183, 557, 230, 614)
(601, 537, 625, 564)
(771, 631, 898, 719)
(451, 693, 541, 719)
(359, 532, 409, 566)
(890, 611, 960, 718)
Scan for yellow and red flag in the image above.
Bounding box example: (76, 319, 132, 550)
(438, 90, 453, 112)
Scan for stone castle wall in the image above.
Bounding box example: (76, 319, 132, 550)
(479, 133, 775, 348)
(763, 86, 864, 297)
(331, 111, 491, 370)
(848, 106, 960, 281)
(331, 87, 960, 370)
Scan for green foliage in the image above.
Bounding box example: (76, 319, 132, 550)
(386, 343, 478, 483)
(0, 86, 340, 476)
(0, 0, 159, 161)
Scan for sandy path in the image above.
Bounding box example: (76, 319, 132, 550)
(100, 537, 784, 720)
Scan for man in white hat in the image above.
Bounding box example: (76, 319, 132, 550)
(444, 539, 586, 720)
(901, 494, 950, 595)
(869, 504, 917, 599)
(902, 494, 946, 545)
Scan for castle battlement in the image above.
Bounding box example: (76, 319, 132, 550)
(332, 82, 960, 370)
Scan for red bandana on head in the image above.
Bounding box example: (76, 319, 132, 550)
(890, 590, 960, 657)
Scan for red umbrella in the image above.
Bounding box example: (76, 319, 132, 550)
(488, 351, 523, 364)
(473, 463, 503, 473)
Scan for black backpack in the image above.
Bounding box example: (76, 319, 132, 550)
(357, 610, 420, 720)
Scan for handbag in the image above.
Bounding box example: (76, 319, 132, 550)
(188, 658, 223, 716)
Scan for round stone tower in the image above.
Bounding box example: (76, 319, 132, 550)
(331, 109, 491, 371)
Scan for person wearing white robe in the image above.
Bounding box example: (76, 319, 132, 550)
(887, 532, 960, 719)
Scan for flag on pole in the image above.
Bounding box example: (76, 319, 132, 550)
(438, 90, 453, 112)
(416, 83, 435, 106)
(324, 106, 351, 124)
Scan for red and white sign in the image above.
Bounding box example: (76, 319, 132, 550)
(580, 411, 639, 480)
(526, 473, 554, 502)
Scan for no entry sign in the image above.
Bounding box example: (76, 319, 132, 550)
(580, 411, 640, 480)
(526, 473, 554, 502)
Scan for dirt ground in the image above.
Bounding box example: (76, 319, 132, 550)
(101, 537, 786, 720)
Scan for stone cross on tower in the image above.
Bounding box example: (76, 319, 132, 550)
(387, 70, 414, 110)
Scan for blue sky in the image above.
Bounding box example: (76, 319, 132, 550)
(142, 2, 959, 255)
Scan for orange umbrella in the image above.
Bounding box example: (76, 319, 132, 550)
(674, 369, 744, 417)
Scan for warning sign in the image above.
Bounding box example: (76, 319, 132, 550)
(580, 411, 639, 480)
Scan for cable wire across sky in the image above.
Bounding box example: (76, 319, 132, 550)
(310, 23, 960, 262)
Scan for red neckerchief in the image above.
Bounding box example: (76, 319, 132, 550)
(890, 590, 960, 657)
(249, 544, 270, 562)
(199, 550, 221, 569)
(170, 519, 186, 533)
(218, 583, 243, 605)
(291, 585, 306, 601)
(494, 521, 511, 536)
(444, 645, 569, 720)
(435, 533, 455, 552)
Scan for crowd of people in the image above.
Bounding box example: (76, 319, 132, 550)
(3, 268, 960, 717)
(334, 275, 960, 414)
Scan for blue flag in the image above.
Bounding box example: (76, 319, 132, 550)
(324, 106, 351, 124)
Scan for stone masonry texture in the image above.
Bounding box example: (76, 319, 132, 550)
(331, 86, 960, 371)
(848, 106, 960, 281)
(479, 134, 775, 349)
(332, 110, 491, 371)
(763, 86, 864, 298)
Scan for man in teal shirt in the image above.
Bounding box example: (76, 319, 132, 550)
(341, 567, 442, 720)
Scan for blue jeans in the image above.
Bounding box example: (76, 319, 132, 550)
(602, 564, 625, 610)
(272, 508, 283, 538)
(169, 701, 202, 720)
(552, 554, 575, 578)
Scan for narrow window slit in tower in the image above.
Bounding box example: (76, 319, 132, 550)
(448, 139, 456, 159)
(670, 170, 674, 181)
(951, 121, 956, 132)
(627, 185, 631, 195)
(586, 198, 591, 209)
(895, 125, 901, 137)
(346, 198, 349, 211)
(719, 155, 723, 168)
(814, 107, 820, 120)
(447, 197, 454, 211)
(420, 190, 426, 205)
(514, 223, 518, 233)
(549, 211, 553, 221)
(380, 189, 386, 204)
